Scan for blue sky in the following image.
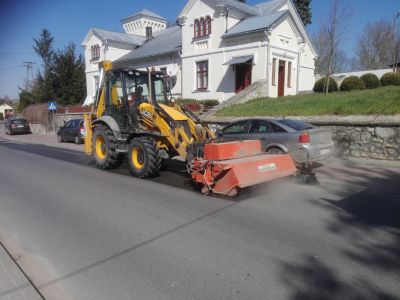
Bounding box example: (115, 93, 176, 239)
(0, 0, 399, 99)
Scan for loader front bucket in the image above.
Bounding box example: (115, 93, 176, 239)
(190, 140, 297, 196)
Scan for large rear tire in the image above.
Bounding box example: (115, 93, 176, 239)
(92, 125, 124, 169)
(128, 137, 161, 178)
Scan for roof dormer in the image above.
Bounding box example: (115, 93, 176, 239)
(121, 9, 168, 37)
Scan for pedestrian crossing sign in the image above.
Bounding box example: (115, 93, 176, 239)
(48, 101, 57, 111)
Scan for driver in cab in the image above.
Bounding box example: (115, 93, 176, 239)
(128, 86, 146, 107)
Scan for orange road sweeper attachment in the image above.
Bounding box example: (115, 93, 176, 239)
(188, 140, 297, 196)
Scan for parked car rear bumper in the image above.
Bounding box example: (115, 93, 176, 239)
(11, 127, 31, 134)
(292, 142, 335, 163)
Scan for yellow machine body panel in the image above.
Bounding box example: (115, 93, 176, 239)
(138, 102, 193, 158)
(96, 89, 105, 119)
(158, 104, 188, 121)
(84, 113, 93, 155)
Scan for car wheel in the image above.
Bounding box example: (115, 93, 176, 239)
(74, 135, 80, 144)
(57, 134, 63, 143)
(267, 147, 284, 154)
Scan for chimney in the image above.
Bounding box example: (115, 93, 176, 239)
(146, 26, 152, 39)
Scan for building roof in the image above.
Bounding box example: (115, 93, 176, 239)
(0, 103, 13, 109)
(223, 55, 254, 65)
(115, 26, 182, 63)
(255, 0, 287, 15)
(121, 8, 167, 23)
(87, 28, 146, 46)
(389, 62, 400, 67)
(222, 10, 287, 38)
(214, 0, 260, 15)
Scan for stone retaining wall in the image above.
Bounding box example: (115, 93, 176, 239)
(325, 125, 400, 160)
(203, 115, 400, 161)
(29, 113, 85, 134)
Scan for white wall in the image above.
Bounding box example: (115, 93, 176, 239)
(83, 34, 135, 98)
(180, 1, 316, 101)
(122, 17, 167, 36)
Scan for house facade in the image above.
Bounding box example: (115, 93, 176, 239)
(0, 104, 13, 119)
(82, 0, 316, 104)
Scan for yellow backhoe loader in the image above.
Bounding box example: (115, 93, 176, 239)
(84, 61, 297, 196)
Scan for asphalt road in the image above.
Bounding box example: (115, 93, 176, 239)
(0, 128, 399, 300)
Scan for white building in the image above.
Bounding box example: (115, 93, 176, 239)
(0, 104, 13, 119)
(82, 0, 317, 104)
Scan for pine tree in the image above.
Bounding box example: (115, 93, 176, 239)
(32, 29, 56, 102)
(53, 43, 86, 105)
(292, 0, 312, 26)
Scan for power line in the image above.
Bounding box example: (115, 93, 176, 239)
(0, 51, 35, 55)
(0, 65, 21, 71)
(0, 51, 21, 61)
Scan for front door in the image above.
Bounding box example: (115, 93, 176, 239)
(235, 63, 252, 93)
(278, 60, 285, 97)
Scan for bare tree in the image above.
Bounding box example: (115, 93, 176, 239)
(321, 0, 352, 93)
(353, 19, 400, 71)
(313, 28, 350, 74)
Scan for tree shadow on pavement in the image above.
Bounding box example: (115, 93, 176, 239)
(279, 255, 399, 300)
(278, 166, 400, 300)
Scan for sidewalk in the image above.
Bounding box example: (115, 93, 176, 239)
(0, 243, 43, 300)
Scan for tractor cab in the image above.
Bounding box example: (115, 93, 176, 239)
(95, 68, 170, 133)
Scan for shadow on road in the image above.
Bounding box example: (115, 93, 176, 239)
(0, 139, 91, 165)
(277, 167, 400, 300)
(279, 255, 399, 300)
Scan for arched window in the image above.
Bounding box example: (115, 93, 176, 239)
(200, 18, 205, 36)
(194, 19, 200, 37)
(205, 16, 211, 35)
(91, 44, 100, 60)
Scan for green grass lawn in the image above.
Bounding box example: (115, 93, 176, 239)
(216, 86, 400, 117)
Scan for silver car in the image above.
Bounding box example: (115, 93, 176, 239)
(219, 118, 334, 164)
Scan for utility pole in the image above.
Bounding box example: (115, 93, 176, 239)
(393, 12, 400, 73)
(21, 61, 35, 91)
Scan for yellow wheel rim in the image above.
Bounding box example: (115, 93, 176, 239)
(132, 146, 144, 169)
(95, 136, 106, 160)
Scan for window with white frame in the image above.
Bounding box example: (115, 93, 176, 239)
(196, 61, 208, 90)
(91, 44, 100, 61)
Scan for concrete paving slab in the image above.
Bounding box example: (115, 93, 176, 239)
(0, 244, 43, 300)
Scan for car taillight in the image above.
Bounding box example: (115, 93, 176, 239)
(11, 124, 16, 128)
(80, 126, 85, 135)
(299, 132, 310, 144)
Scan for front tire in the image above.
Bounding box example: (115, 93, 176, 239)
(92, 125, 123, 169)
(57, 134, 63, 143)
(128, 137, 161, 178)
